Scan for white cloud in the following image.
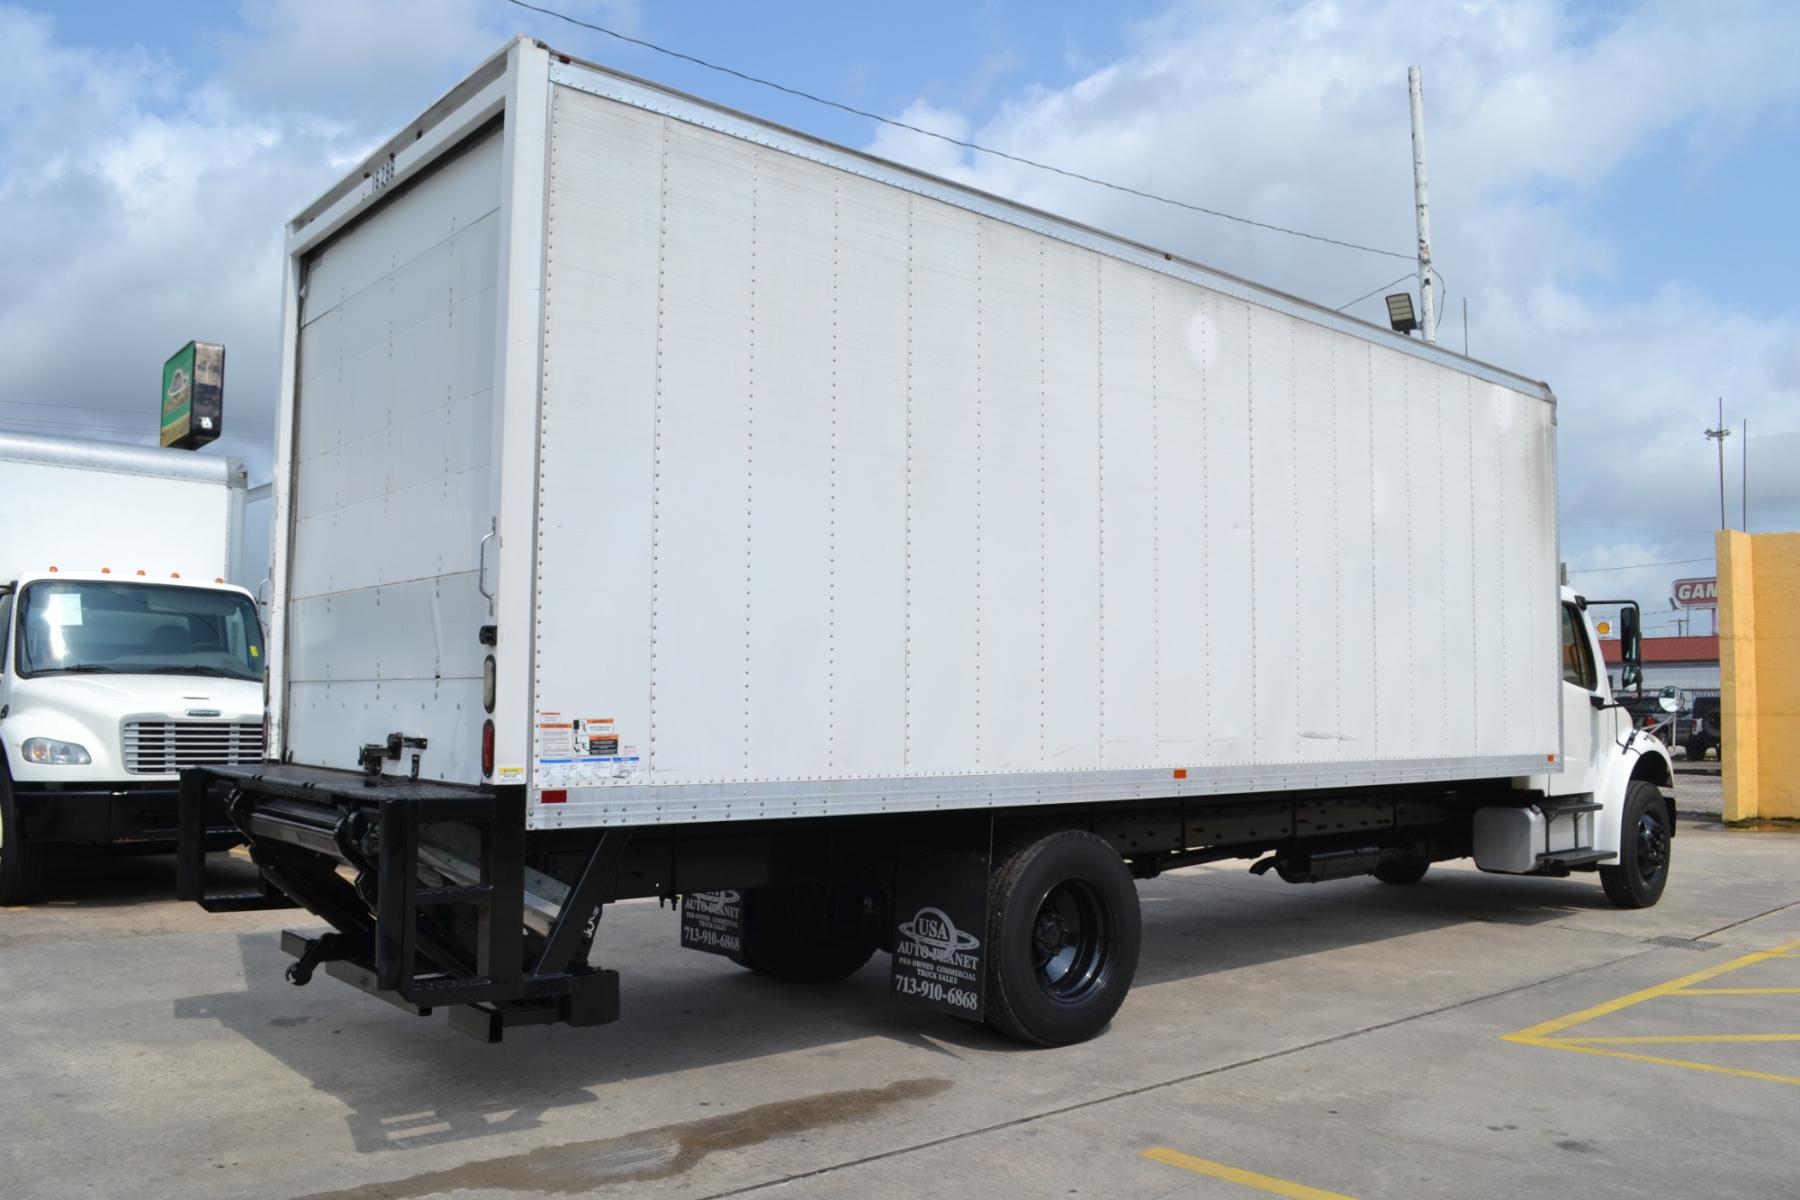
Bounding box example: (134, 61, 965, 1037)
(0, 8, 304, 465)
(0, 0, 637, 474)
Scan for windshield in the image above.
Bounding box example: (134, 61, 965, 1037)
(16, 580, 263, 682)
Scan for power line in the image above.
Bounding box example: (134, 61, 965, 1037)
(502, 0, 1417, 263)
(1564, 519, 1718, 536)
(1566, 557, 1714, 575)
(1335, 272, 1416, 312)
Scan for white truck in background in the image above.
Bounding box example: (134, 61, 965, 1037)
(178, 40, 1675, 1045)
(0, 431, 266, 902)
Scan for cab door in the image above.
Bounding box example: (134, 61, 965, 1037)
(1549, 600, 1605, 796)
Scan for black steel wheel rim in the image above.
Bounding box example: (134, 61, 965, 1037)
(1635, 807, 1669, 884)
(1029, 878, 1114, 1004)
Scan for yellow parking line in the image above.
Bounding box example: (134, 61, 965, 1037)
(1143, 1148, 1356, 1199)
(1558, 1034, 1800, 1045)
(1504, 937, 1800, 1043)
(1503, 937, 1800, 1087)
(1504, 1037, 1800, 1087)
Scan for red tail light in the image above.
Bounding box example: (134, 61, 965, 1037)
(481, 719, 495, 777)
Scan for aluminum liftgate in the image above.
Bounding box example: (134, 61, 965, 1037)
(176, 763, 624, 1042)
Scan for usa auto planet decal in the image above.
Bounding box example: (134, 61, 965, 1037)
(889, 846, 988, 1016)
(680, 890, 745, 961)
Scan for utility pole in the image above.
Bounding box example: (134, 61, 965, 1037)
(1704, 398, 1730, 530)
(1408, 66, 1436, 344)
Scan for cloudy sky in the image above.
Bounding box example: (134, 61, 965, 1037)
(3, 0, 1796, 632)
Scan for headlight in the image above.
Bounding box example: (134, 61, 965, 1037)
(23, 738, 91, 765)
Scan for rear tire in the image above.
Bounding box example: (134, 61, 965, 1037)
(1373, 857, 1431, 885)
(983, 830, 1140, 1047)
(1600, 781, 1671, 909)
(740, 883, 878, 983)
(0, 766, 46, 906)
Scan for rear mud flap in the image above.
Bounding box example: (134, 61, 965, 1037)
(889, 846, 989, 1021)
(680, 890, 748, 965)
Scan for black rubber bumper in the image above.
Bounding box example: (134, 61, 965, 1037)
(15, 783, 236, 846)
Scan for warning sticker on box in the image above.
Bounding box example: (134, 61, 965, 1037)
(536, 711, 642, 785)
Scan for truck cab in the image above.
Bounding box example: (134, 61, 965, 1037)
(0, 571, 266, 902)
(1490, 588, 1675, 906)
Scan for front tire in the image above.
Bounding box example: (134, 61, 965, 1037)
(0, 766, 46, 906)
(983, 830, 1140, 1046)
(1600, 781, 1672, 909)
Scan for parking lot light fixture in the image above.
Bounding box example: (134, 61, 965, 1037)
(1385, 292, 1419, 335)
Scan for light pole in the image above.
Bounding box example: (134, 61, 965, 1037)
(1704, 397, 1730, 530)
(1407, 66, 1436, 344)
(1703, 398, 1731, 637)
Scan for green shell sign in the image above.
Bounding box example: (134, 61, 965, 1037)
(161, 341, 225, 449)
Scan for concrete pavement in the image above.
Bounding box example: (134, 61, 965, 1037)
(3, 780, 1796, 1200)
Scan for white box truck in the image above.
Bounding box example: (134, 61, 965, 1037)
(1, 431, 266, 902)
(180, 39, 1675, 1043)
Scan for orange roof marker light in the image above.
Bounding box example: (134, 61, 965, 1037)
(47, 565, 57, 572)
(100, 567, 111, 574)
(213, 577, 223, 583)
(135, 569, 146, 576)
(170, 572, 181, 579)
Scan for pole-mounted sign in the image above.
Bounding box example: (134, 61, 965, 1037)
(160, 341, 225, 449)
(1672, 577, 1717, 609)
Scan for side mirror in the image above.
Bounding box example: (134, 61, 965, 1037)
(1619, 604, 1642, 696)
(1657, 686, 1679, 714)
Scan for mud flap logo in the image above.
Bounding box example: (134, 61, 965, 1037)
(890, 849, 987, 1018)
(680, 890, 746, 964)
(897, 908, 980, 956)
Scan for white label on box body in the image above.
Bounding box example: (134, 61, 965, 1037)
(535, 710, 644, 786)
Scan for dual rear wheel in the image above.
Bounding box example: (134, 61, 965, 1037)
(983, 831, 1141, 1046)
(740, 831, 1142, 1047)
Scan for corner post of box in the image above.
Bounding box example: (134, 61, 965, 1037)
(485, 38, 554, 789)
(265, 245, 303, 764)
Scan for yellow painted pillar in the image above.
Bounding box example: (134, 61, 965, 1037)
(1719, 529, 1800, 822)
(1717, 531, 1757, 822)
(1751, 533, 1800, 819)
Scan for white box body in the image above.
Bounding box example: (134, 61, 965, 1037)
(0, 432, 262, 790)
(0, 431, 248, 587)
(268, 41, 1563, 830)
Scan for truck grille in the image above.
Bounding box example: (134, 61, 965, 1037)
(121, 720, 265, 775)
